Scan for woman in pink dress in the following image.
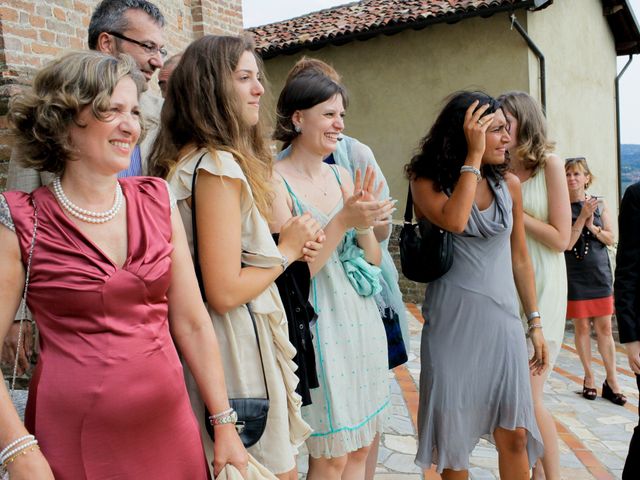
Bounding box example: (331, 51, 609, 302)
(0, 51, 246, 479)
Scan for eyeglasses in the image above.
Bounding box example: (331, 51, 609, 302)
(565, 157, 586, 165)
(108, 31, 167, 58)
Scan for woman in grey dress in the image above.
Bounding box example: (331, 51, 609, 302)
(405, 91, 548, 479)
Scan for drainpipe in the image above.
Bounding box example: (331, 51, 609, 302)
(616, 54, 633, 201)
(510, 13, 546, 113)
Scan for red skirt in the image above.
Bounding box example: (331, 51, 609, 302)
(566, 295, 614, 319)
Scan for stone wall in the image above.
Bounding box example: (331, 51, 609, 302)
(0, 0, 243, 191)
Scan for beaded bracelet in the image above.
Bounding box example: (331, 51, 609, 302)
(0, 434, 34, 458)
(528, 323, 543, 332)
(1, 439, 38, 465)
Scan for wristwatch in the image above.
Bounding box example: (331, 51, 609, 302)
(209, 409, 238, 426)
(280, 253, 289, 271)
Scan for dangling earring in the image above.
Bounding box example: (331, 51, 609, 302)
(294, 125, 301, 133)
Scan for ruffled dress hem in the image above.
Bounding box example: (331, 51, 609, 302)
(306, 400, 389, 459)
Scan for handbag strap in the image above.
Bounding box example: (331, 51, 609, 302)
(403, 183, 451, 225)
(404, 185, 414, 224)
(190, 152, 208, 298)
(190, 153, 269, 400)
(10, 196, 38, 400)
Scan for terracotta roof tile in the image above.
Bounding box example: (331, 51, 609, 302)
(247, 0, 546, 58)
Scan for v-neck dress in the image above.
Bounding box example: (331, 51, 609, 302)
(1, 177, 209, 480)
(281, 167, 389, 459)
(416, 178, 544, 472)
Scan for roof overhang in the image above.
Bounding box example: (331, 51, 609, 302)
(248, 0, 552, 59)
(603, 0, 640, 55)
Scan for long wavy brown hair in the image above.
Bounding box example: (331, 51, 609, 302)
(148, 35, 273, 218)
(497, 91, 555, 174)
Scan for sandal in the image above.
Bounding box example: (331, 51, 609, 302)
(582, 380, 597, 400)
(602, 380, 627, 406)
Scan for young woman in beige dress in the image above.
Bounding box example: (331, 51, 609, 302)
(149, 35, 324, 480)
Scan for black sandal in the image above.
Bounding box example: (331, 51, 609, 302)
(582, 380, 597, 400)
(602, 380, 627, 406)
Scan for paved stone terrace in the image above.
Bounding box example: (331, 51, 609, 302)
(9, 303, 638, 479)
(302, 304, 637, 479)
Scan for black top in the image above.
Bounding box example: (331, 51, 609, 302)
(564, 202, 612, 301)
(272, 233, 319, 405)
(615, 182, 640, 344)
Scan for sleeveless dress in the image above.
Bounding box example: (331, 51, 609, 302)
(168, 149, 311, 475)
(564, 201, 614, 318)
(1, 178, 209, 479)
(279, 138, 409, 351)
(521, 168, 568, 366)
(416, 177, 543, 472)
(280, 166, 389, 459)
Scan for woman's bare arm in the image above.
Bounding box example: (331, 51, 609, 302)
(522, 154, 571, 251)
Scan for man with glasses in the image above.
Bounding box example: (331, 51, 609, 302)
(6, 0, 166, 191)
(2, 0, 166, 372)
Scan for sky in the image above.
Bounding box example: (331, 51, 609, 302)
(242, 0, 640, 145)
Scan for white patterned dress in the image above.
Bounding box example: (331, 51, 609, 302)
(281, 167, 390, 458)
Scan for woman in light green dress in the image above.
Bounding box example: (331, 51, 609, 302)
(499, 91, 571, 480)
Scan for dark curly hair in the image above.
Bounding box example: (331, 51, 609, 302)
(405, 91, 508, 192)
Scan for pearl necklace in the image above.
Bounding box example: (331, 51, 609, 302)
(53, 177, 123, 224)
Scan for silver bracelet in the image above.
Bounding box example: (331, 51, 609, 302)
(460, 165, 482, 182)
(208, 409, 238, 426)
(210, 407, 234, 420)
(278, 253, 289, 271)
(526, 311, 541, 322)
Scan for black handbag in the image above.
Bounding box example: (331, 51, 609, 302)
(399, 185, 453, 283)
(203, 304, 269, 448)
(381, 306, 408, 369)
(191, 154, 269, 448)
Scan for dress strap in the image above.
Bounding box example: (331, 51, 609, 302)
(279, 173, 305, 216)
(328, 164, 342, 187)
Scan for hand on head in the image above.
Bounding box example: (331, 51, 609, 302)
(463, 100, 495, 161)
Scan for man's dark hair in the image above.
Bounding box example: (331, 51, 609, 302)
(88, 0, 165, 50)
